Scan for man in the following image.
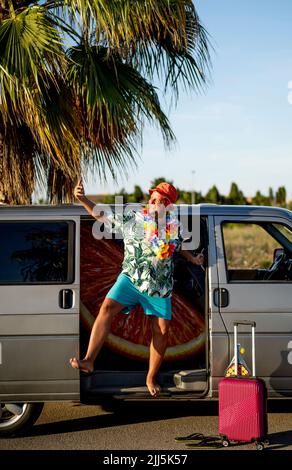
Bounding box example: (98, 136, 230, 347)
(70, 180, 204, 397)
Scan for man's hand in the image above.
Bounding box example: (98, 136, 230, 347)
(192, 253, 205, 266)
(180, 250, 205, 266)
(74, 178, 86, 201)
(73, 178, 98, 218)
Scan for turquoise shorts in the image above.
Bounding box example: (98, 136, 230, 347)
(105, 272, 172, 320)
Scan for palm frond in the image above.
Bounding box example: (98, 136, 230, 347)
(0, 4, 65, 105)
(128, 3, 212, 100)
(0, 1, 212, 203)
(62, 0, 188, 46)
(20, 77, 82, 175)
(67, 45, 175, 181)
(62, 0, 211, 97)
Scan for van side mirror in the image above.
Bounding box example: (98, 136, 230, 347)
(274, 248, 284, 262)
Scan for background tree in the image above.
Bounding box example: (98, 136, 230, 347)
(118, 188, 129, 204)
(132, 185, 144, 203)
(205, 185, 221, 204)
(177, 190, 191, 204)
(150, 177, 174, 189)
(103, 194, 116, 204)
(251, 190, 271, 206)
(268, 187, 274, 206)
(0, 0, 211, 204)
(228, 182, 246, 205)
(276, 186, 287, 207)
(69, 181, 291, 207)
(252, 190, 264, 206)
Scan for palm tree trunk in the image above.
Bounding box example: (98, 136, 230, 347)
(0, 133, 10, 204)
(0, 134, 10, 204)
(0, 129, 34, 205)
(47, 166, 81, 204)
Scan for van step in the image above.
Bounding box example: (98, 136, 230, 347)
(81, 370, 171, 387)
(81, 369, 207, 395)
(173, 369, 207, 391)
(83, 385, 197, 398)
(88, 386, 172, 396)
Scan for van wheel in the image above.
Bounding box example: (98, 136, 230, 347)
(0, 403, 44, 437)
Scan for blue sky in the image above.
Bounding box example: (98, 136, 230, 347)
(84, 0, 292, 200)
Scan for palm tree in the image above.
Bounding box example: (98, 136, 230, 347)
(0, 0, 211, 204)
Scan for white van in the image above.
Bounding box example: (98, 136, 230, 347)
(0, 203, 291, 436)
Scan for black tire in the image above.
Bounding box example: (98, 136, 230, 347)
(0, 403, 44, 437)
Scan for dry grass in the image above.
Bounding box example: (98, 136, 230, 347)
(222, 223, 280, 269)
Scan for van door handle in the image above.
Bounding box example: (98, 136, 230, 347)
(59, 289, 74, 309)
(213, 288, 229, 308)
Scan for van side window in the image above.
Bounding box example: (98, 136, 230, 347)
(0, 221, 74, 284)
(222, 222, 292, 282)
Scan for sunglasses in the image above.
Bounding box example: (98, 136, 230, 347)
(149, 196, 172, 206)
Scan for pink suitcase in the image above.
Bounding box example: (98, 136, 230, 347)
(218, 321, 268, 450)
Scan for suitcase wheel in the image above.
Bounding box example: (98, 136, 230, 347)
(255, 442, 264, 451)
(222, 439, 230, 447)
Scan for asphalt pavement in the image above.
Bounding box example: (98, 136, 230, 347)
(1, 399, 292, 451)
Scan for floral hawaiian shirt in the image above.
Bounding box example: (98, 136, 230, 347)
(103, 207, 184, 298)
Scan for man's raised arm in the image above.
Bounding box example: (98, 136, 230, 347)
(74, 179, 105, 221)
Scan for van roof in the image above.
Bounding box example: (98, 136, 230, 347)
(0, 203, 291, 220)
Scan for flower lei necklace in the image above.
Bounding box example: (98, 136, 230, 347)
(142, 205, 179, 260)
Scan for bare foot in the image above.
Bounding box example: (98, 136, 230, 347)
(69, 357, 94, 374)
(146, 378, 161, 397)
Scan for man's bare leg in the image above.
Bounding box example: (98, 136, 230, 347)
(70, 298, 125, 373)
(146, 316, 170, 397)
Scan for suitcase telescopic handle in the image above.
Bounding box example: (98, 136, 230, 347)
(234, 321, 256, 377)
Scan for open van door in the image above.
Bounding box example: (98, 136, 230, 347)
(0, 206, 80, 407)
(214, 212, 292, 397)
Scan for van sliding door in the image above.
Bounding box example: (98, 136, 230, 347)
(0, 214, 80, 402)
